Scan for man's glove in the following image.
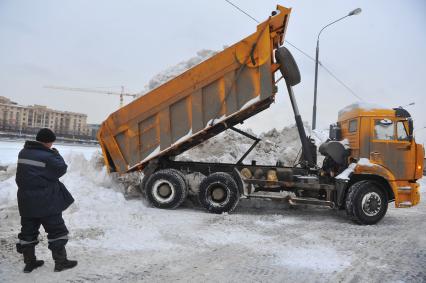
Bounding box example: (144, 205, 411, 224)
(16, 243, 23, 254)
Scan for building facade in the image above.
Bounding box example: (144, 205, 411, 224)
(0, 96, 93, 138)
(87, 124, 101, 139)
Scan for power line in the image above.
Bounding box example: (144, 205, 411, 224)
(283, 44, 363, 101)
(224, 0, 259, 23)
(284, 41, 316, 62)
(319, 63, 364, 101)
(222, 0, 362, 101)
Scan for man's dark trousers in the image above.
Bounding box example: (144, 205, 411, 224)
(17, 213, 69, 252)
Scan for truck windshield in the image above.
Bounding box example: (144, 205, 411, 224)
(396, 121, 409, 141)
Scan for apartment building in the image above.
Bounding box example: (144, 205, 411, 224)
(0, 96, 91, 138)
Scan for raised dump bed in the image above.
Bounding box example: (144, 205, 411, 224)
(98, 5, 292, 174)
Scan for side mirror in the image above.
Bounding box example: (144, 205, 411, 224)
(408, 118, 414, 141)
(329, 123, 342, 140)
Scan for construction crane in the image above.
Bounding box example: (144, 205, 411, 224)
(44, 85, 138, 108)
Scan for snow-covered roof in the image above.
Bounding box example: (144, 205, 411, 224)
(338, 102, 391, 120)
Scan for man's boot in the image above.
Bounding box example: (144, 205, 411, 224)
(52, 247, 77, 272)
(22, 245, 44, 273)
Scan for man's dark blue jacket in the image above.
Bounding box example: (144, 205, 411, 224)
(15, 141, 74, 218)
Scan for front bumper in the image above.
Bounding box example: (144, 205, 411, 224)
(395, 182, 420, 208)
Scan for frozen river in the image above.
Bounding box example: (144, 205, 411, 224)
(0, 140, 100, 166)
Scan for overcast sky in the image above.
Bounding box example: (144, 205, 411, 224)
(1, 0, 425, 141)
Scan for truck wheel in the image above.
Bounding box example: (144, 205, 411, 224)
(145, 169, 188, 209)
(275, 46, 301, 86)
(345, 180, 388, 225)
(198, 172, 240, 214)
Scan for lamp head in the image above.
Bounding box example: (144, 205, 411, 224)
(348, 8, 362, 16)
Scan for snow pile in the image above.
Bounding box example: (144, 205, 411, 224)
(0, 140, 24, 166)
(178, 125, 329, 166)
(0, 164, 18, 208)
(311, 128, 330, 146)
(138, 49, 218, 96)
(61, 153, 182, 251)
(0, 149, 189, 252)
(0, 140, 98, 166)
(0, 142, 102, 208)
(0, 151, 111, 209)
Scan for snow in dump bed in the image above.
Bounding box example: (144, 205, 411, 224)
(338, 102, 386, 116)
(134, 48, 325, 165)
(137, 49, 219, 97)
(240, 96, 261, 110)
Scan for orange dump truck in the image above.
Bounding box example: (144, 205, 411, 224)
(98, 5, 423, 225)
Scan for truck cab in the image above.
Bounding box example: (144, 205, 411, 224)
(338, 103, 423, 206)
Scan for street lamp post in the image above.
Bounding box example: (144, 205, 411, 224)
(400, 102, 415, 108)
(312, 8, 362, 130)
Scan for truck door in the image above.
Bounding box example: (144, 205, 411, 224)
(370, 118, 415, 180)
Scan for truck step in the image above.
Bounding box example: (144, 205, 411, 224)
(398, 201, 412, 208)
(398, 186, 412, 192)
(247, 193, 291, 200)
(247, 193, 335, 208)
(288, 197, 335, 208)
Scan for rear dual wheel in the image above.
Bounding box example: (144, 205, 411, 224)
(145, 169, 188, 209)
(198, 172, 240, 214)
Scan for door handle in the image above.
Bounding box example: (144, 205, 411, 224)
(370, 151, 382, 163)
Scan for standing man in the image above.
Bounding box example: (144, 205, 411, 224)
(15, 128, 77, 273)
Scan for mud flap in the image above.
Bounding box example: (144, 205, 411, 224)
(335, 179, 349, 208)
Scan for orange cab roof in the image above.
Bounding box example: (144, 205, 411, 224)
(338, 102, 395, 121)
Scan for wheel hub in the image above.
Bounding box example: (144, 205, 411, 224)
(361, 192, 382, 216)
(211, 187, 227, 203)
(152, 180, 176, 203)
(158, 184, 172, 198)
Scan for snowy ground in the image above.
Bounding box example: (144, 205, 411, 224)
(1, 138, 425, 282)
